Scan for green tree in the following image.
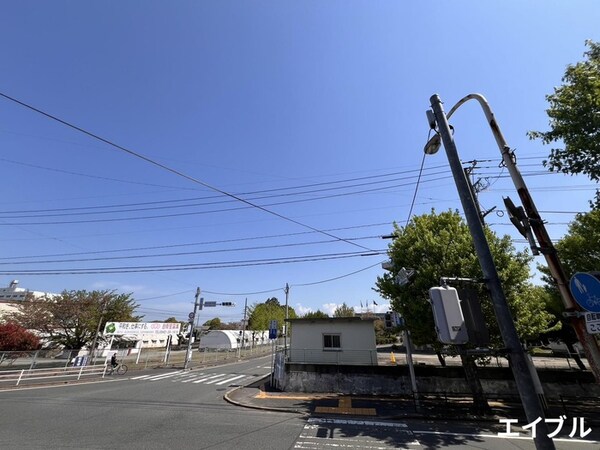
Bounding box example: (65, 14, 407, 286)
(375, 210, 556, 348)
(8, 290, 140, 350)
(203, 317, 223, 330)
(0, 322, 40, 351)
(247, 298, 296, 331)
(373, 319, 397, 345)
(333, 303, 355, 317)
(549, 208, 600, 276)
(265, 297, 280, 306)
(537, 209, 600, 367)
(302, 310, 329, 319)
(528, 40, 600, 208)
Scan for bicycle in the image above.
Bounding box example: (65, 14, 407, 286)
(108, 362, 128, 375)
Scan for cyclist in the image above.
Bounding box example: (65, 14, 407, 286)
(110, 353, 118, 370)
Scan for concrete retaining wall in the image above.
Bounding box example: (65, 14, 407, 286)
(275, 362, 600, 397)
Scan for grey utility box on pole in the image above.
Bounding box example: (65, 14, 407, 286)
(429, 286, 468, 344)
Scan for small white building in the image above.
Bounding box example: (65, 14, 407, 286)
(287, 317, 378, 366)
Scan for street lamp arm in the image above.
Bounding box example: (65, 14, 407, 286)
(446, 93, 510, 155)
(430, 93, 600, 385)
(445, 93, 576, 308)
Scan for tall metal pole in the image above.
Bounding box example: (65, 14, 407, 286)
(403, 329, 420, 409)
(89, 295, 108, 365)
(429, 94, 555, 449)
(284, 283, 290, 354)
(184, 288, 201, 370)
(443, 93, 600, 382)
(238, 298, 248, 359)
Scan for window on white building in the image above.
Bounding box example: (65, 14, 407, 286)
(323, 334, 341, 350)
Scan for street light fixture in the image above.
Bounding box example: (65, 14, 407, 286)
(423, 133, 441, 155)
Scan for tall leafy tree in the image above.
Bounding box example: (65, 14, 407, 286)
(0, 322, 40, 351)
(537, 209, 600, 368)
(8, 290, 140, 350)
(375, 210, 556, 348)
(203, 317, 223, 330)
(528, 40, 600, 208)
(302, 310, 329, 319)
(247, 298, 296, 331)
(333, 303, 355, 317)
(549, 208, 600, 276)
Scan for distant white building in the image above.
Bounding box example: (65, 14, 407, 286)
(0, 280, 54, 301)
(0, 280, 57, 319)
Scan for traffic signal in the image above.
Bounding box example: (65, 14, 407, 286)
(220, 302, 235, 307)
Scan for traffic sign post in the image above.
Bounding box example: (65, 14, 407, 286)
(569, 272, 600, 313)
(585, 312, 600, 334)
(269, 320, 278, 340)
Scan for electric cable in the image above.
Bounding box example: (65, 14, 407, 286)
(0, 91, 373, 252)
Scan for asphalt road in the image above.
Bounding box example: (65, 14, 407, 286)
(1, 355, 598, 449)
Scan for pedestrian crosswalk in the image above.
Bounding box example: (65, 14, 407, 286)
(130, 370, 264, 387)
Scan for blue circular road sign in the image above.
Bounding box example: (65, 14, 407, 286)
(569, 272, 600, 313)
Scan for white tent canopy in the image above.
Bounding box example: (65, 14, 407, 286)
(199, 330, 270, 350)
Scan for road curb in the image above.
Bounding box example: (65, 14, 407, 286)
(223, 385, 309, 415)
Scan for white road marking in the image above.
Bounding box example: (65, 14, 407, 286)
(130, 374, 151, 380)
(412, 429, 600, 445)
(146, 371, 185, 381)
(308, 418, 408, 428)
(192, 373, 226, 383)
(214, 374, 246, 385)
(179, 373, 205, 383)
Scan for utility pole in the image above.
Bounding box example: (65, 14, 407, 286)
(443, 93, 600, 383)
(284, 283, 290, 354)
(184, 288, 202, 370)
(428, 94, 554, 450)
(238, 298, 248, 359)
(89, 295, 109, 365)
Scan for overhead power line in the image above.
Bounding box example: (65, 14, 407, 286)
(1, 222, 391, 260)
(1, 235, 381, 266)
(0, 169, 452, 220)
(0, 158, 451, 215)
(0, 249, 387, 275)
(0, 91, 373, 252)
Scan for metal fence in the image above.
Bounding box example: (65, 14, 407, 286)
(0, 349, 86, 370)
(0, 343, 275, 374)
(0, 364, 108, 387)
(287, 348, 378, 366)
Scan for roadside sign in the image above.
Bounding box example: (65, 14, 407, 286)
(203, 301, 217, 307)
(188, 312, 195, 320)
(584, 312, 600, 334)
(569, 272, 600, 313)
(269, 320, 278, 339)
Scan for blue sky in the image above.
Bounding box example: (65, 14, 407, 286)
(1, 2, 599, 323)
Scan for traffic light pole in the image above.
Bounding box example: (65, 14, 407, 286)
(428, 94, 554, 450)
(184, 288, 202, 370)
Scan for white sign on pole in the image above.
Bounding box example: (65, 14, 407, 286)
(104, 322, 181, 335)
(584, 312, 600, 334)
